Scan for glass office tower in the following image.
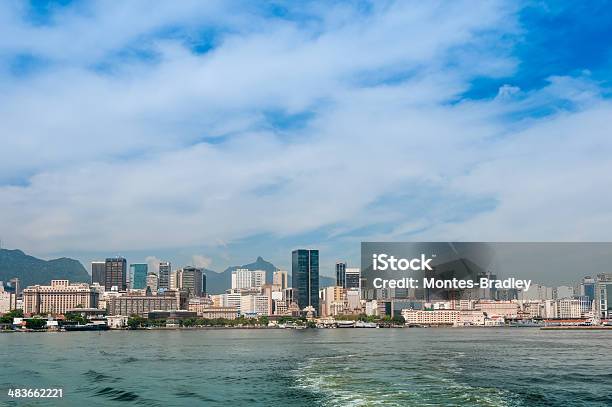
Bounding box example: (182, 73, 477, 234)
(130, 263, 148, 289)
(336, 262, 346, 288)
(291, 249, 319, 312)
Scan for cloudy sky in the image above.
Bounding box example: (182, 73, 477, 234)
(1, 1, 611, 280)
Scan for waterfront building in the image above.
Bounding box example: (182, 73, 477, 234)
(91, 261, 106, 285)
(401, 309, 461, 325)
(345, 268, 361, 290)
(22, 280, 99, 316)
(475, 300, 520, 318)
(522, 300, 545, 318)
(292, 249, 319, 312)
(199, 307, 238, 320)
(158, 262, 171, 290)
(273, 270, 288, 290)
(177, 266, 203, 297)
(106, 290, 187, 317)
(240, 294, 269, 316)
(105, 257, 127, 291)
(106, 315, 128, 329)
(129, 263, 148, 289)
(146, 272, 159, 292)
(336, 262, 346, 288)
(231, 269, 266, 290)
(457, 310, 487, 325)
(0, 285, 15, 313)
(544, 298, 582, 319)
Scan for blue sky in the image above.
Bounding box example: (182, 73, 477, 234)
(1, 1, 612, 282)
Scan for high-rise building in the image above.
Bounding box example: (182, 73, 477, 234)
(336, 262, 346, 288)
(146, 272, 159, 292)
(345, 268, 361, 290)
(91, 261, 106, 285)
(178, 266, 203, 297)
(273, 270, 288, 290)
(580, 276, 596, 302)
(291, 249, 319, 312)
(159, 262, 171, 290)
(231, 269, 266, 290)
(130, 263, 148, 289)
(0, 285, 15, 314)
(595, 274, 612, 319)
(169, 270, 178, 290)
(22, 280, 99, 315)
(105, 257, 127, 291)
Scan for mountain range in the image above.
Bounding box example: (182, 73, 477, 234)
(0, 249, 335, 293)
(0, 248, 90, 287)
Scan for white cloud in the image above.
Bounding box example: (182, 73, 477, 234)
(0, 1, 610, 260)
(191, 255, 212, 269)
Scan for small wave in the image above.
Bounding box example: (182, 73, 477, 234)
(95, 386, 140, 401)
(83, 369, 118, 382)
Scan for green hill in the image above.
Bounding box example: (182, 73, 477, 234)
(0, 248, 90, 287)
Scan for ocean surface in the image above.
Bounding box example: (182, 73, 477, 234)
(1, 328, 611, 406)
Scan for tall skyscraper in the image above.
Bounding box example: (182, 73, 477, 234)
(159, 261, 171, 289)
(291, 249, 319, 312)
(336, 262, 346, 288)
(273, 270, 288, 289)
(105, 257, 127, 291)
(91, 261, 105, 285)
(178, 266, 203, 297)
(129, 263, 148, 289)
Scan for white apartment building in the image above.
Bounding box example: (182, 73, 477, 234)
(0, 286, 15, 314)
(240, 295, 269, 316)
(544, 299, 581, 319)
(231, 269, 266, 290)
(221, 293, 242, 312)
(402, 309, 461, 325)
